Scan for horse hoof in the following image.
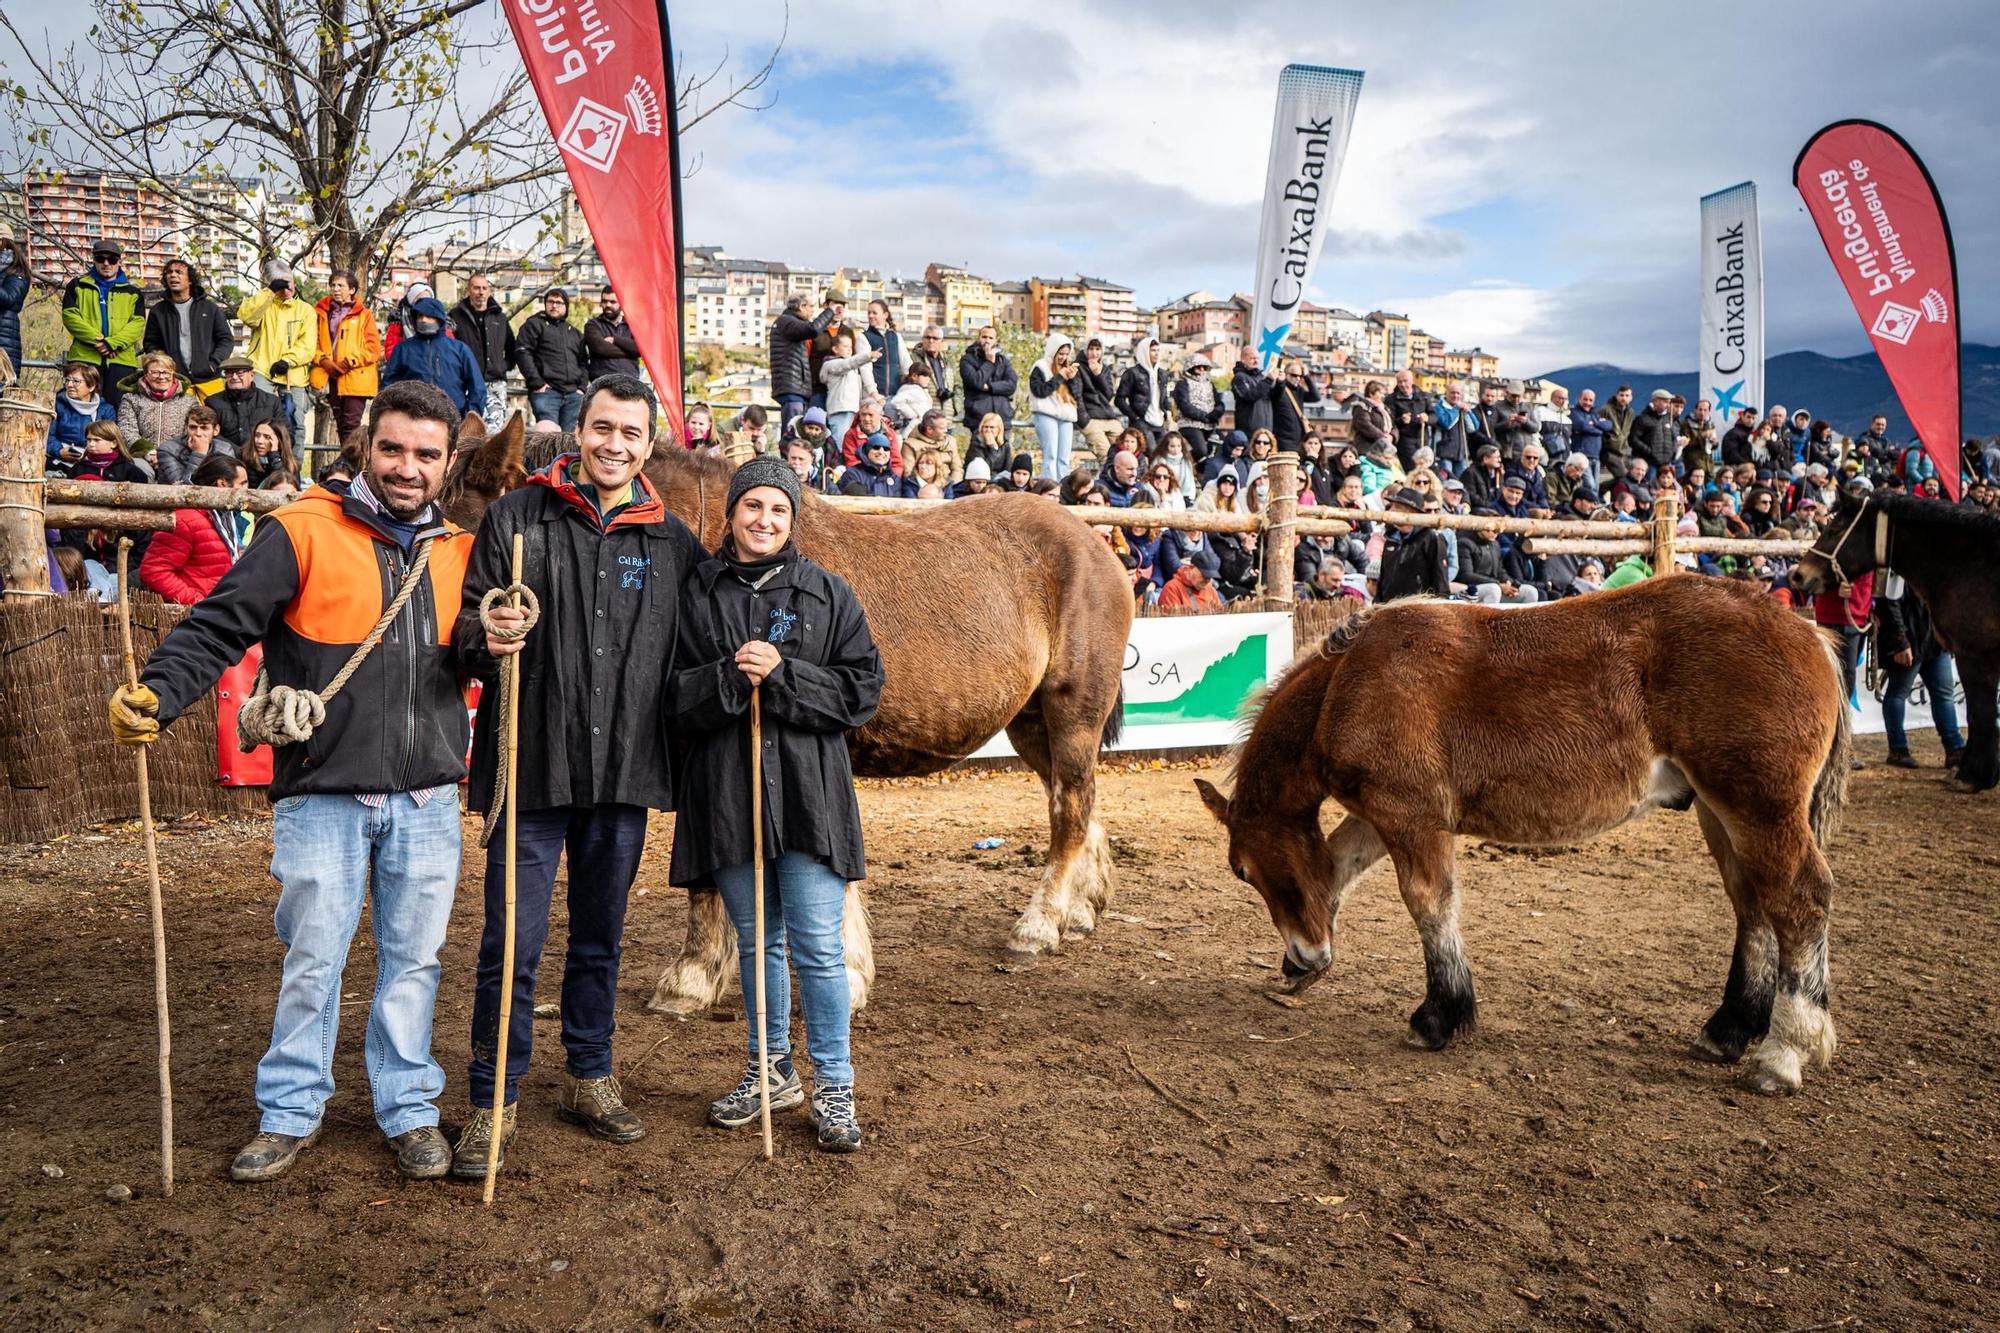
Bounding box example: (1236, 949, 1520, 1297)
(1688, 1033, 1745, 1065)
(645, 992, 709, 1021)
(1001, 945, 1047, 965)
(1949, 776, 1993, 794)
(1403, 1027, 1451, 1052)
(1739, 1050, 1802, 1096)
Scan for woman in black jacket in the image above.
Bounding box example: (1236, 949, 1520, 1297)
(669, 457, 885, 1152)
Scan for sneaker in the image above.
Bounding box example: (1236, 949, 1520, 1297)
(557, 1072, 645, 1144)
(808, 1083, 862, 1154)
(450, 1103, 518, 1180)
(1887, 749, 1920, 769)
(707, 1055, 803, 1129)
(230, 1125, 321, 1183)
(388, 1125, 451, 1179)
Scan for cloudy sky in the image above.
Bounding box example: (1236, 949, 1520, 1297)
(658, 0, 1998, 374)
(8, 0, 1994, 374)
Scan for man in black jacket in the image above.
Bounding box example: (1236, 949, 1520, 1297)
(208, 354, 286, 449)
(1231, 345, 1275, 435)
(1384, 369, 1431, 467)
(449, 374, 703, 1178)
(141, 258, 233, 385)
(910, 325, 954, 421)
(450, 274, 517, 430)
(1116, 336, 1172, 449)
(958, 324, 1018, 433)
(515, 288, 590, 431)
(1075, 337, 1121, 458)
(767, 294, 834, 434)
(583, 286, 642, 383)
(1376, 487, 1451, 601)
(1629, 389, 1681, 471)
(1269, 358, 1324, 455)
(108, 380, 476, 1184)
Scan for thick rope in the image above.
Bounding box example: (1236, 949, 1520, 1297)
(237, 539, 436, 752)
(477, 579, 542, 847)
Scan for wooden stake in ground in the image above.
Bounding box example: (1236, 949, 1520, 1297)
(750, 686, 774, 1160)
(483, 532, 527, 1207)
(115, 539, 175, 1199)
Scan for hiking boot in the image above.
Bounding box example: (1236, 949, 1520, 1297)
(386, 1125, 450, 1179)
(808, 1083, 862, 1154)
(1887, 749, 1920, 769)
(557, 1072, 646, 1144)
(1944, 746, 1966, 769)
(450, 1103, 517, 1180)
(707, 1054, 803, 1129)
(230, 1125, 321, 1183)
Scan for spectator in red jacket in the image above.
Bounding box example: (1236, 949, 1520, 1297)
(140, 452, 251, 604)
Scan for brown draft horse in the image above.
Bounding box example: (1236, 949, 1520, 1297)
(1196, 576, 1851, 1094)
(441, 417, 1135, 1013)
(1791, 487, 2000, 793)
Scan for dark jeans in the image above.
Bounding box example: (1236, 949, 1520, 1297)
(776, 393, 807, 432)
(329, 392, 369, 445)
(468, 802, 648, 1104)
(1828, 625, 1863, 702)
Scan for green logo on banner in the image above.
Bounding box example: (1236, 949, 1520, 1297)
(1127, 635, 1270, 725)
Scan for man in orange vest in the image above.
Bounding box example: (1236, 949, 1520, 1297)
(108, 380, 478, 1183)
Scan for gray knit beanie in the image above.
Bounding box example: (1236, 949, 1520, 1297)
(726, 454, 803, 516)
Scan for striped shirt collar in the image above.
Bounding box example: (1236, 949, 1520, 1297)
(348, 473, 438, 529)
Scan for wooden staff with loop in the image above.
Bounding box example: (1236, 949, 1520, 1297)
(750, 685, 773, 1160)
(484, 532, 529, 1205)
(115, 539, 175, 1198)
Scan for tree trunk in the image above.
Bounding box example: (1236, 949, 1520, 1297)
(0, 391, 54, 601)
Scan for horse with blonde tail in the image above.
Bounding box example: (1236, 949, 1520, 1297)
(1197, 576, 1850, 1095)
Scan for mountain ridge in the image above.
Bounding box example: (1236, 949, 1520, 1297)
(1535, 343, 2000, 439)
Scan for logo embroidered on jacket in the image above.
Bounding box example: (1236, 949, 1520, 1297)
(619, 554, 650, 588)
(767, 605, 798, 644)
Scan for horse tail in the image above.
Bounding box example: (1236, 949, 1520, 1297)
(1099, 683, 1125, 752)
(1809, 632, 1852, 847)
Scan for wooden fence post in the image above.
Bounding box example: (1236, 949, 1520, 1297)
(0, 384, 55, 601)
(1651, 493, 1679, 577)
(1261, 454, 1298, 607)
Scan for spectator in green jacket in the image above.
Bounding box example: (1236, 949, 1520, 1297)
(61, 240, 147, 410)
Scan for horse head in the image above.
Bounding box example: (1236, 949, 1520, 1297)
(1194, 776, 1336, 994)
(1790, 487, 1877, 597)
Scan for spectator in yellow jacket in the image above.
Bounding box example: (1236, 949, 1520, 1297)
(238, 259, 317, 439)
(313, 269, 383, 445)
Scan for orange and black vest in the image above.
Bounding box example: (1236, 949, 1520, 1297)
(142, 484, 476, 799)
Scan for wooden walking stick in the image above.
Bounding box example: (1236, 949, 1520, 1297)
(483, 532, 527, 1206)
(750, 685, 773, 1160)
(114, 539, 175, 1199)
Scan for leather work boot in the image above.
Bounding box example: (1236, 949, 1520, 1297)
(388, 1125, 450, 1179)
(557, 1072, 646, 1144)
(230, 1125, 322, 1183)
(450, 1104, 517, 1180)
(1944, 746, 1966, 769)
(1886, 749, 1920, 769)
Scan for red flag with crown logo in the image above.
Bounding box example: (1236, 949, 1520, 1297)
(1793, 121, 1962, 498)
(504, 0, 685, 441)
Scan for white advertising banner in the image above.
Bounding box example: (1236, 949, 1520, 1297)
(1698, 182, 1764, 423)
(970, 613, 1296, 759)
(1249, 65, 1365, 369)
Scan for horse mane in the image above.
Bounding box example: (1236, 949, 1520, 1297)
(1872, 489, 2000, 542)
(1216, 602, 1379, 793)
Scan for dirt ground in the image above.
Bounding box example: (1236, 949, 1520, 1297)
(1, 735, 1995, 1331)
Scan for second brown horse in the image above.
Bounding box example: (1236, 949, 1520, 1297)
(1197, 577, 1850, 1095)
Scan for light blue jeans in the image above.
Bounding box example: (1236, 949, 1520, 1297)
(259, 790, 462, 1137)
(714, 852, 852, 1086)
(1034, 413, 1074, 480)
(1883, 651, 1965, 754)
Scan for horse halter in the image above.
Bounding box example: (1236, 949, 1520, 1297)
(1816, 497, 1890, 623)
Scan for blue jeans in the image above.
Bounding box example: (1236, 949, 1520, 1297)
(1883, 652, 1965, 753)
(776, 394, 808, 433)
(1034, 413, 1074, 480)
(255, 374, 313, 443)
(825, 411, 855, 454)
(715, 852, 852, 1086)
(468, 803, 647, 1104)
(529, 388, 583, 431)
(259, 790, 462, 1137)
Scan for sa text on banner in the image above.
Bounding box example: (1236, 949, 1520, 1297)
(1793, 121, 1962, 498)
(504, 0, 686, 443)
(1249, 66, 1364, 370)
(1698, 183, 1763, 426)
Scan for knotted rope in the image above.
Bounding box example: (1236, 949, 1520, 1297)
(476, 577, 542, 847)
(237, 538, 435, 752)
